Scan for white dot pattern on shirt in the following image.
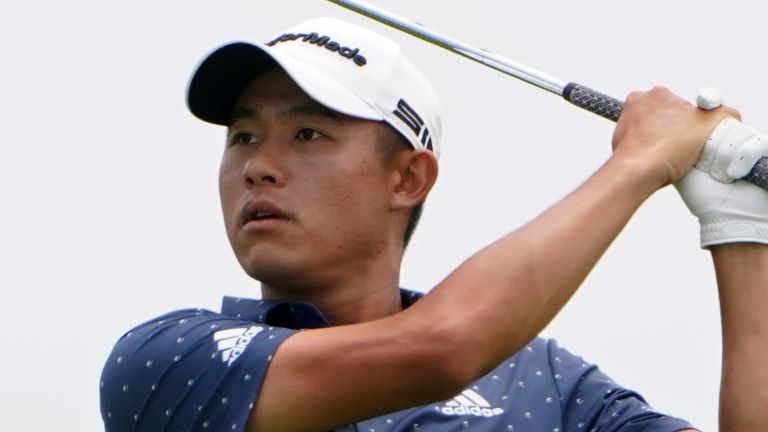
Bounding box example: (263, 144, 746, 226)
(102, 303, 691, 432)
(365, 336, 695, 431)
(102, 314, 293, 432)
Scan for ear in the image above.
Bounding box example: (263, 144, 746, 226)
(390, 149, 439, 211)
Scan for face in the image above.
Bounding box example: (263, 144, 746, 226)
(219, 68, 402, 290)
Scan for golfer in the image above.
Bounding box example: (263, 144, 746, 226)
(100, 17, 768, 432)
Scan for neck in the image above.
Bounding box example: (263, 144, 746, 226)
(260, 251, 405, 325)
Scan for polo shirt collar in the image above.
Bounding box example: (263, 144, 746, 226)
(221, 288, 423, 330)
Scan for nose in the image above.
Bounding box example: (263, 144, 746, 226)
(242, 140, 287, 188)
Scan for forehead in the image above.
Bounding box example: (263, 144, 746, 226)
(229, 69, 346, 124)
(237, 68, 307, 103)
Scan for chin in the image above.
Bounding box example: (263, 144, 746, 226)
(239, 250, 312, 287)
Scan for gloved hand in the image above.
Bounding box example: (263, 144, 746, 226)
(674, 88, 768, 247)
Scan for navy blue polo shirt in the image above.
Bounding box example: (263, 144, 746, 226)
(100, 290, 696, 431)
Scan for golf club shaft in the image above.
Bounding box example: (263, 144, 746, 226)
(326, 0, 623, 120)
(327, 0, 768, 190)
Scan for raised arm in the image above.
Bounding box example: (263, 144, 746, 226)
(250, 88, 731, 432)
(713, 244, 768, 431)
(673, 101, 768, 430)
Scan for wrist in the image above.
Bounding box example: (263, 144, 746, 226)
(603, 152, 668, 199)
(711, 241, 768, 258)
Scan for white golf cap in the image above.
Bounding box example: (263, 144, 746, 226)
(188, 17, 442, 157)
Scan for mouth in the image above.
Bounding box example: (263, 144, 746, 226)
(248, 211, 281, 221)
(240, 200, 291, 229)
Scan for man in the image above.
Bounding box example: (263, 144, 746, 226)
(100, 17, 768, 431)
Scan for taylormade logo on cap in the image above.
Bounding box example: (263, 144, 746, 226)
(266, 32, 367, 67)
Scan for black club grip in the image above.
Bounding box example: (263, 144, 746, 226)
(563, 82, 624, 121)
(744, 157, 768, 189)
(563, 82, 768, 191)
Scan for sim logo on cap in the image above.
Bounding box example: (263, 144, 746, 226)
(393, 98, 433, 151)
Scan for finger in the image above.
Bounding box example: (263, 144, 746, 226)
(696, 87, 724, 110)
(711, 121, 760, 182)
(727, 134, 768, 179)
(695, 117, 740, 174)
(718, 105, 742, 122)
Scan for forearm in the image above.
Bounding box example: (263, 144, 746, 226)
(411, 155, 660, 378)
(712, 244, 768, 431)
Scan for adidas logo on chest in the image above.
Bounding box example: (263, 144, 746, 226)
(439, 389, 505, 418)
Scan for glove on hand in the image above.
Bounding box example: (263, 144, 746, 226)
(675, 88, 768, 247)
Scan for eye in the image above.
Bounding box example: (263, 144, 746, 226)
(296, 128, 324, 141)
(229, 132, 258, 147)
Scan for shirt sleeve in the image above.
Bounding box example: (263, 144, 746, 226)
(547, 340, 698, 432)
(100, 309, 296, 432)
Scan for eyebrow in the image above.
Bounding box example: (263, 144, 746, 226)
(228, 101, 345, 125)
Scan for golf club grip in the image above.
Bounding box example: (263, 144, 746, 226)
(563, 82, 768, 191)
(563, 82, 623, 121)
(744, 157, 768, 189)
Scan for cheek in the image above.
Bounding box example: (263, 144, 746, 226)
(309, 163, 389, 228)
(218, 158, 242, 233)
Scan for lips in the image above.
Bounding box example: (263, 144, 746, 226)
(239, 199, 291, 227)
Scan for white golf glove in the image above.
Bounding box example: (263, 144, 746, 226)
(674, 88, 768, 247)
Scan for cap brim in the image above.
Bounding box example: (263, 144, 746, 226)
(187, 42, 383, 126)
